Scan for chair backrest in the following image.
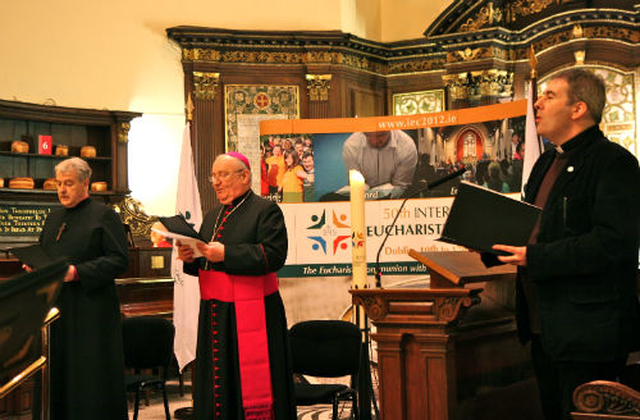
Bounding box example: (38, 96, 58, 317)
(289, 320, 361, 378)
(122, 316, 175, 370)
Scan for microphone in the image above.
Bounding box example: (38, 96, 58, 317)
(373, 167, 467, 288)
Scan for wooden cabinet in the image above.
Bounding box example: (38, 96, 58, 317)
(0, 99, 140, 199)
(0, 99, 141, 250)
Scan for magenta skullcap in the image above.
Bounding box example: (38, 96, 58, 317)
(224, 151, 251, 170)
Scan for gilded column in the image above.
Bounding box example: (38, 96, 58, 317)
(193, 71, 220, 100)
(471, 69, 513, 106)
(443, 73, 470, 110)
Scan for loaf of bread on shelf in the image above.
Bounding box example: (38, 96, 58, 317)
(11, 140, 29, 153)
(0, 178, 4, 188)
(43, 178, 58, 190)
(90, 181, 107, 192)
(80, 145, 96, 158)
(55, 145, 69, 156)
(9, 177, 35, 189)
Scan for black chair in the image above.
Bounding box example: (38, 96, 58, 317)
(289, 320, 361, 420)
(122, 316, 175, 420)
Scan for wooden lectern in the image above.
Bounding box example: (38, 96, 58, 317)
(351, 250, 541, 420)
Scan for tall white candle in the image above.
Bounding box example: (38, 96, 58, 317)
(349, 170, 367, 289)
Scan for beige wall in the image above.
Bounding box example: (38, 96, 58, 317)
(381, 0, 451, 41)
(341, 0, 382, 42)
(0, 0, 449, 216)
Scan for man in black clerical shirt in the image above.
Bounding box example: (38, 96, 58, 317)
(488, 69, 640, 419)
(38, 157, 129, 419)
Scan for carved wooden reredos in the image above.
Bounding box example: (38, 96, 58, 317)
(167, 0, 639, 211)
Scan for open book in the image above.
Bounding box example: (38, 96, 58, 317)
(157, 215, 207, 258)
(438, 181, 542, 255)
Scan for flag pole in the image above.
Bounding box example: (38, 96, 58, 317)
(521, 45, 543, 195)
(527, 45, 542, 157)
(173, 92, 201, 420)
(528, 45, 539, 117)
(528, 45, 538, 82)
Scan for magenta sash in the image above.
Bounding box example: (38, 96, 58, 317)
(198, 270, 278, 420)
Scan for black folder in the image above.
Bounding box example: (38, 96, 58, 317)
(0, 260, 66, 385)
(438, 181, 542, 255)
(9, 244, 55, 270)
(157, 215, 205, 241)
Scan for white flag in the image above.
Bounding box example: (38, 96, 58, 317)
(172, 121, 203, 371)
(522, 80, 542, 195)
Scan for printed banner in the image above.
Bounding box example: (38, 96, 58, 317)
(260, 100, 527, 277)
(278, 198, 463, 278)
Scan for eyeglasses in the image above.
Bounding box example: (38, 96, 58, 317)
(209, 169, 243, 183)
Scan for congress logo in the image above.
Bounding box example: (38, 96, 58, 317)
(306, 209, 351, 255)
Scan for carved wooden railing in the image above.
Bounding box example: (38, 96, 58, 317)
(572, 380, 640, 420)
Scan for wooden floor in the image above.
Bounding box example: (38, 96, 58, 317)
(133, 377, 356, 420)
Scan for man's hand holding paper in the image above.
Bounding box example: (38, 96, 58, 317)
(156, 215, 209, 260)
(175, 238, 202, 261)
(176, 239, 225, 263)
(196, 241, 225, 263)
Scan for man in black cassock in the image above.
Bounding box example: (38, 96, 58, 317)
(178, 152, 296, 420)
(38, 157, 129, 419)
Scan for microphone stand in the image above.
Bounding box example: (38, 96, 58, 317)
(373, 167, 467, 288)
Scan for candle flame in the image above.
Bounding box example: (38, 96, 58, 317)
(349, 170, 364, 185)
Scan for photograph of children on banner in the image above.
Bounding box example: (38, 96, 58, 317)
(260, 115, 526, 203)
(261, 134, 315, 203)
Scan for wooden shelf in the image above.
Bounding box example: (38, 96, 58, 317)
(0, 151, 113, 161)
(0, 99, 140, 247)
(0, 188, 125, 196)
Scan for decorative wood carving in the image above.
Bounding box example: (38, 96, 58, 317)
(443, 70, 513, 106)
(460, 2, 501, 32)
(169, 8, 639, 79)
(351, 288, 481, 326)
(117, 122, 130, 143)
(503, 0, 556, 23)
(572, 380, 640, 418)
(114, 196, 157, 239)
(471, 69, 513, 99)
(305, 74, 332, 102)
(193, 71, 220, 100)
(573, 24, 584, 39)
(425, 0, 637, 36)
(443, 73, 470, 101)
